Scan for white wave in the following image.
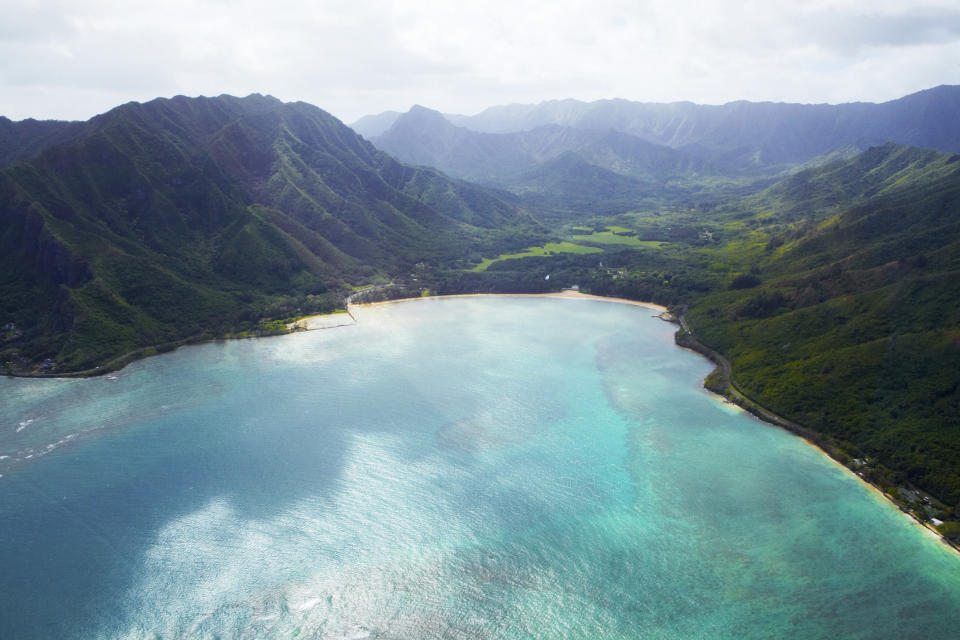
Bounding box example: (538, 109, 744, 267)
(16, 418, 34, 432)
(8, 433, 81, 464)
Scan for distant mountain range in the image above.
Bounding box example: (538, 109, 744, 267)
(0, 94, 543, 370)
(371, 105, 712, 184)
(4, 86, 959, 371)
(365, 105, 738, 218)
(355, 85, 960, 187)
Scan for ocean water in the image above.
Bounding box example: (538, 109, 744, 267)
(1, 296, 958, 639)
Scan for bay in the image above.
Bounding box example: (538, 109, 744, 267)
(1, 296, 958, 639)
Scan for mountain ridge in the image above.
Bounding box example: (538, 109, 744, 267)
(0, 94, 544, 371)
(370, 105, 728, 217)
(356, 85, 960, 172)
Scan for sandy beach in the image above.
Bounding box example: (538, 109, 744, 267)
(288, 310, 356, 331)
(347, 289, 669, 313)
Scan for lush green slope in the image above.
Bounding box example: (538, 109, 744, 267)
(687, 144, 960, 510)
(0, 94, 545, 372)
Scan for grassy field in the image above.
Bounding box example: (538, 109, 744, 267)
(469, 242, 603, 272)
(573, 231, 669, 248)
(569, 224, 671, 248)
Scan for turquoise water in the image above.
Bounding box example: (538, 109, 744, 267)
(1, 297, 958, 639)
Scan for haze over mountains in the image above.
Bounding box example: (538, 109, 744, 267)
(358, 84, 960, 176)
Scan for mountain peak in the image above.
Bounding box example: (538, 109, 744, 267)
(408, 103, 439, 113)
(404, 104, 450, 123)
(0, 92, 534, 371)
(376, 104, 458, 140)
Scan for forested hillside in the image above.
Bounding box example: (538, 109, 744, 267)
(0, 94, 545, 371)
(0, 116, 80, 169)
(687, 143, 960, 510)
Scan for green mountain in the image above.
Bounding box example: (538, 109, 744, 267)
(363, 87, 960, 220)
(371, 105, 535, 182)
(370, 105, 729, 217)
(686, 143, 960, 508)
(504, 152, 654, 215)
(0, 94, 544, 372)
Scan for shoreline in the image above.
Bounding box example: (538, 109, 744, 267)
(1, 291, 665, 379)
(4, 290, 957, 555)
(287, 309, 356, 331)
(356, 294, 959, 554)
(677, 314, 960, 557)
(347, 289, 669, 313)
(698, 378, 958, 553)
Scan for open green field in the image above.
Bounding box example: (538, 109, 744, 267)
(469, 242, 603, 272)
(570, 225, 670, 248)
(575, 231, 668, 248)
(572, 225, 633, 233)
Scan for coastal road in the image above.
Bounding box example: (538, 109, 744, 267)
(678, 310, 804, 433)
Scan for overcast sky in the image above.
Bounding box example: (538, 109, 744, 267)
(2, 0, 959, 124)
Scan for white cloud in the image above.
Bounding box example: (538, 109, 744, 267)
(0, 0, 957, 123)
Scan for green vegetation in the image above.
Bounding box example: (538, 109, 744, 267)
(683, 147, 960, 520)
(469, 242, 602, 271)
(0, 95, 547, 373)
(570, 228, 668, 248)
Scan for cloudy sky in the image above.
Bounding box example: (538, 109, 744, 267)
(2, 0, 959, 124)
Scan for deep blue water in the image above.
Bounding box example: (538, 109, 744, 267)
(1, 297, 958, 639)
